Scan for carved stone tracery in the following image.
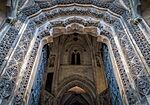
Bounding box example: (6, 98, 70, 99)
(0, 1, 149, 105)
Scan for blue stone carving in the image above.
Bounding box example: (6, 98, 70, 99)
(102, 44, 123, 105)
(28, 45, 48, 105)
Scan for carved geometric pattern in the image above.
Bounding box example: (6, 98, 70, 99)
(102, 33, 139, 105)
(28, 45, 48, 105)
(0, 1, 149, 105)
(127, 24, 150, 67)
(102, 44, 123, 105)
(0, 27, 19, 70)
(113, 20, 150, 100)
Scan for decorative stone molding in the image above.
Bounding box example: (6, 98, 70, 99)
(0, 2, 149, 105)
(0, 27, 19, 71)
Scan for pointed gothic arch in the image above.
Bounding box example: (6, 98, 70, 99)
(56, 75, 96, 105)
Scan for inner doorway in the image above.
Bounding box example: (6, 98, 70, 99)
(60, 86, 91, 105)
(60, 93, 90, 105)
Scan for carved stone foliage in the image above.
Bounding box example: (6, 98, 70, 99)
(0, 2, 149, 105)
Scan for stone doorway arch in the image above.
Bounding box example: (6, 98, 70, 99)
(60, 93, 90, 105)
(56, 78, 96, 105)
(0, 2, 149, 105)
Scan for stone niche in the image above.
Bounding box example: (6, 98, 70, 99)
(46, 33, 107, 94)
(58, 34, 93, 83)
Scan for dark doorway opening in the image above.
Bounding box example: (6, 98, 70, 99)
(71, 52, 81, 65)
(60, 93, 90, 105)
(77, 52, 80, 65)
(71, 52, 76, 65)
(45, 73, 53, 93)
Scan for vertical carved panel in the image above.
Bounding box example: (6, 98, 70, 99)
(28, 45, 48, 105)
(102, 44, 123, 105)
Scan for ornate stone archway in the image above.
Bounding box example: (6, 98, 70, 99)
(0, 1, 150, 105)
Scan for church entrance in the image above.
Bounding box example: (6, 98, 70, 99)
(1, 1, 149, 105)
(28, 33, 123, 105)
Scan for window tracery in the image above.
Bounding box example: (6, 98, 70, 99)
(71, 50, 81, 65)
